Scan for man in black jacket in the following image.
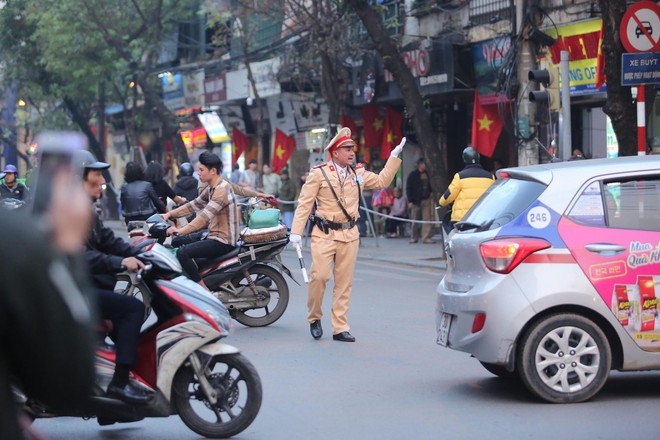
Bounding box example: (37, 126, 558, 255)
(77, 150, 152, 405)
(405, 158, 435, 244)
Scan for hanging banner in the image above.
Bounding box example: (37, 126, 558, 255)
(471, 37, 512, 104)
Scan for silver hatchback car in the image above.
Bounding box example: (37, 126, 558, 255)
(436, 155, 660, 403)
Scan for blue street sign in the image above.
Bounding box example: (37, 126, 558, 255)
(621, 52, 660, 85)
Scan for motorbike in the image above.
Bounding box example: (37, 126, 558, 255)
(23, 242, 263, 438)
(127, 208, 298, 328)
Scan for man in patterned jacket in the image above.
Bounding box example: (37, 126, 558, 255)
(163, 152, 270, 291)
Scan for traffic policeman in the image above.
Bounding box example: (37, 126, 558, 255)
(289, 127, 406, 342)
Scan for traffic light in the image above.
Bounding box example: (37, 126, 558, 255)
(528, 67, 560, 111)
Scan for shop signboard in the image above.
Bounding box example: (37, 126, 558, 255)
(266, 95, 297, 136)
(162, 72, 184, 111)
(291, 93, 329, 131)
(226, 69, 248, 101)
(472, 37, 512, 104)
(545, 19, 605, 95)
(248, 58, 281, 99)
(183, 70, 205, 108)
(351, 40, 456, 106)
(204, 74, 227, 105)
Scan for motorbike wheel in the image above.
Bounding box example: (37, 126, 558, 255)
(231, 264, 289, 327)
(114, 275, 152, 323)
(173, 353, 262, 439)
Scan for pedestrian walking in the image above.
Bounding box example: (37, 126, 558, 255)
(239, 159, 260, 191)
(439, 146, 495, 231)
(386, 187, 408, 238)
(406, 158, 435, 243)
(278, 168, 296, 229)
(289, 127, 406, 343)
(261, 163, 281, 197)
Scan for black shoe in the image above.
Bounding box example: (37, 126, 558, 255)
(310, 320, 323, 339)
(332, 331, 356, 342)
(106, 383, 153, 405)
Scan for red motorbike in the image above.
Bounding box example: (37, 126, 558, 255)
(23, 242, 263, 438)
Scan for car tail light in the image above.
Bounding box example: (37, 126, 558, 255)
(472, 313, 486, 333)
(480, 238, 551, 274)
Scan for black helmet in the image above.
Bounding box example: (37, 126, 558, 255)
(179, 162, 194, 177)
(462, 147, 479, 165)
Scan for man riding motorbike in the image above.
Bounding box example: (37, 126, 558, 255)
(0, 164, 30, 201)
(76, 150, 152, 405)
(161, 152, 271, 291)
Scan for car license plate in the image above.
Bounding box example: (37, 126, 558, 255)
(437, 313, 452, 347)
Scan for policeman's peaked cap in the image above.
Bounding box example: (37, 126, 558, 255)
(324, 127, 356, 153)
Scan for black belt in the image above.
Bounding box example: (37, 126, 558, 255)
(310, 215, 356, 233)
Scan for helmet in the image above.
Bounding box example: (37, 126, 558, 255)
(3, 164, 18, 174)
(462, 147, 479, 165)
(179, 162, 194, 177)
(72, 150, 110, 171)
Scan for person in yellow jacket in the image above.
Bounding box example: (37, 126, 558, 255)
(439, 146, 495, 230)
(289, 127, 406, 342)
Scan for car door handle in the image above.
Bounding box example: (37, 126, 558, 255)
(584, 243, 627, 256)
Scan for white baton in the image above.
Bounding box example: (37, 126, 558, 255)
(295, 243, 309, 283)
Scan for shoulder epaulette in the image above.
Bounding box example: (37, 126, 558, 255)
(313, 163, 327, 169)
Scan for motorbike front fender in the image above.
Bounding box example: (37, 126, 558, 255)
(267, 259, 300, 286)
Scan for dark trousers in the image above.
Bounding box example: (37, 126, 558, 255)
(96, 290, 144, 366)
(177, 238, 233, 282)
(386, 215, 407, 234)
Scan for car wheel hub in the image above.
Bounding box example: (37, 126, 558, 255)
(535, 325, 600, 393)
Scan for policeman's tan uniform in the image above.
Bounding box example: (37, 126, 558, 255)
(291, 131, 401, 335)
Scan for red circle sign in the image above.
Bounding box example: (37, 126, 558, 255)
(621, 1, 660, 53)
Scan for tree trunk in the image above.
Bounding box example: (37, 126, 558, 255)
(350, 0, 447, 192)
(598, 0, 637, 156)
(320, 51, 341, 125)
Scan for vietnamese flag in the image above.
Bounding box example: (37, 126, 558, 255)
(272, 129, 296, 174)
(362, 105, 385, 149)
(381, 107, 404, 157)
(471, 90, 503, 158)
(232, 127, 249, 164)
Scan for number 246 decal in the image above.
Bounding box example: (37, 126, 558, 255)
(527, 206, 551, 229)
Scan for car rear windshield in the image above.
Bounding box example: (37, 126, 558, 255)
(460, 178, 546, 231)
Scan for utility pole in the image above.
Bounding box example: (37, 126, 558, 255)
(517, 37, 538, 166)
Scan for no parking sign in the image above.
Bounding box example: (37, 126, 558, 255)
(620, 1, 660, 53)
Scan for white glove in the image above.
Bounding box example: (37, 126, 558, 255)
(289, 233, 302, 247)
(390, 137, 407, 158)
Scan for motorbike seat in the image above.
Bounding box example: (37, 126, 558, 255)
(193, 246, 241, 269)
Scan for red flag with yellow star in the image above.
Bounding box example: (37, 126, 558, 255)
(362, 105, 385, 149)
(471, 90, 502, 158)
(381, 107, 403, 157)
(272, 129, 296, 174)
(232, 127, 249, 164)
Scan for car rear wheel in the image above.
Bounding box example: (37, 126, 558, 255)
(517, 313, 611, 403)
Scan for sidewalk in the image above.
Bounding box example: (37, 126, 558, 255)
(106, 220, 447, 271)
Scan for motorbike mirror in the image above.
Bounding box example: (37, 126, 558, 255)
(146, 213, 164, 223)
